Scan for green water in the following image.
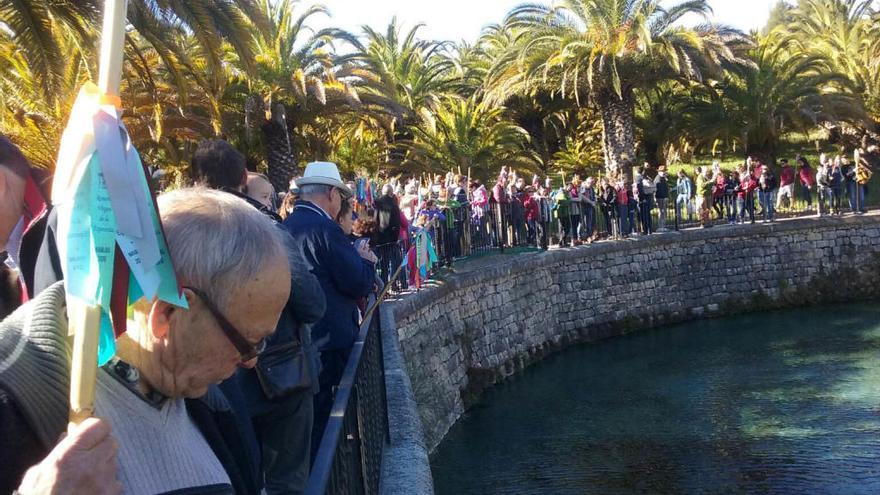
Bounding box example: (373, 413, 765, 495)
(431, 303, 880, 494)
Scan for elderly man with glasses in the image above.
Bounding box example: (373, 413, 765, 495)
(282, 161, 378, 459)
(0, 188, 291, 495)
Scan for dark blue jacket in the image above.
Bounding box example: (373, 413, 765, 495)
(283, 201, 376, 351)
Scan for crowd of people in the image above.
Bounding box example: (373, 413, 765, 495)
(337, 151, 875, 258)
(0, 133, 877, 495)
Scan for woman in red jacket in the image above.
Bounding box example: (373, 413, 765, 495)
(797, 156, 815, 212)
(523, 186, 540, 246)
(737, 167, 758, 224)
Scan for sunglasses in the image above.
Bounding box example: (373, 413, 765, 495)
(184, 286, 267, 362)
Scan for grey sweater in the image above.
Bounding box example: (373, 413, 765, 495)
(94, 369, 233, 494)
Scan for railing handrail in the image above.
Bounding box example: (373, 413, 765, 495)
(304, 293, 382, 495)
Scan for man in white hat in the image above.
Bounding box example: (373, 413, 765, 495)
(281, 161, 377, 458)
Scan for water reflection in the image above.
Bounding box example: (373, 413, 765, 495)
(431, 303, 880, 494)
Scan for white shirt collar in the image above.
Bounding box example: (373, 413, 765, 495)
(3, 216, 25, 271)
(296, 201, 333, 221)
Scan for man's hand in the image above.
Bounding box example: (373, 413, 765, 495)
(17, 418, 121, 495)
(357, 241, 378, 264)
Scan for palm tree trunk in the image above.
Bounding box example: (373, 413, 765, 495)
(595, 88, 636, 182)
(262, 103, 297, 194)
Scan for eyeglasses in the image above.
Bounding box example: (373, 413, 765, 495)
(184, 286, 267, 362)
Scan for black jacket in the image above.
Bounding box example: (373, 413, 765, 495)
(655, 177, 670, 199)
(373, 195, 402, 246)
(602, 185, 617, 208)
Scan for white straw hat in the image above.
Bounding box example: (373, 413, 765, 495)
(297, 161, 351, 195)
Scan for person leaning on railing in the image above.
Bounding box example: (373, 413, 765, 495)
(523, 186, 540, 246)
(696, 167, 713, 228)
(829, 158, 845, 215)
(537, 185, 553, 249)
(281, 162, 377, 464)
(579, 177, 596, 240)
(855, 150, 873, 213)
(673, 169, 693, 224)
(553, 186, 572, 247)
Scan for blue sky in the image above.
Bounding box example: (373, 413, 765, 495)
(313, 0, 777, 43)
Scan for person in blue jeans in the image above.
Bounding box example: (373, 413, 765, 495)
(724, 171, 739, 224)
(628, 187, 639, 235)
(581, 177, 597, 239)
(830, 159, 845, 214)
(842, 157, 860, 213)
(758, 168, 777, 221)
(636, 170, 654, 235)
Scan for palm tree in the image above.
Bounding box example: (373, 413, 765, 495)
(447, 40, 492, 99)
(471, 23, 591, 176)
(679, 34, 862, 163)
(553, 132, 605, 177)
(404, 96, 534, 178)
(635, 82, 693, 166)
(0, 0, 260, 170)
(339, 18, 457, 165)
(129, 0, 265, 76)
(786, 0, 880, 144)
(485, 0, 750, 180)
(240, 0, 362, 191)
(122, 32, 216, 174)
(0, 0, 98, 108)
(326, 115, 389, 174)
(0, 26, 88, 169)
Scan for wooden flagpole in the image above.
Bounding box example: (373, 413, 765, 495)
(69, 0, 128, 425)
(97, 0, 127, 98)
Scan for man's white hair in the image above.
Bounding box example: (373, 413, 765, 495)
(158, 187, 287, 308)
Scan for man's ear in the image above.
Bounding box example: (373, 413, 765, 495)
(0, 169, 8, 196)
(148, 299, 178, 340)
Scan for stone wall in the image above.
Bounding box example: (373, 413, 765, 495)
(388, 214, 880, 452)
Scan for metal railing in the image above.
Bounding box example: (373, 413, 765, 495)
(305, 294, 388, 495)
